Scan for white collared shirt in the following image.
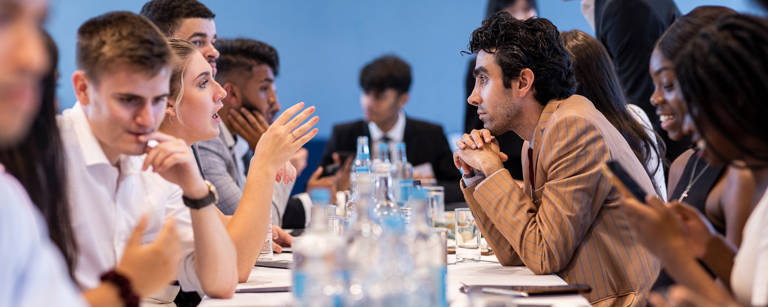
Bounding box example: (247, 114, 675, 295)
(58, 103, 202, 293)
(368, 111, 406, 158)
(219, 122, 246, 188)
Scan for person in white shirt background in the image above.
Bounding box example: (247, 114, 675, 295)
(61, 11, 237, 302)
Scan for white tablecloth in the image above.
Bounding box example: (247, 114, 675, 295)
(200, 254, 590, 307)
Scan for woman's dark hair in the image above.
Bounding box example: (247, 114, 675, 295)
(0, 31, 77, 279)
(467, 12, 575, 105)
(656, 6, 737, 60)
(676, 14, 768, 164)
(561, 30, 664, 194)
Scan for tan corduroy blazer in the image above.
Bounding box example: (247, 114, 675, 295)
(462, 95, 661, 307)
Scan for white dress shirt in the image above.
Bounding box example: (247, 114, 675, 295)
(0, 165, 86, 307)
(732, 189, 768, 306)
(627, 104, 667, 201)
(58, 103, 202, 293)
(368, 111, 406, 158)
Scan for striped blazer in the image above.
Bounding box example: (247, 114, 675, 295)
(461, 95, 661, 306)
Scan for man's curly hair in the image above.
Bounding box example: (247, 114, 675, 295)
(467, 12, 575, 105)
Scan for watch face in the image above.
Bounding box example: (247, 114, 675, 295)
(183, 180, 218, 209)
(207, 181, 219, 203)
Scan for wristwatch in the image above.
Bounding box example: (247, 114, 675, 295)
(182, 180, 219, 209)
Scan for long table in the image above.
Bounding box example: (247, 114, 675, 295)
(200, 254, 590, 307)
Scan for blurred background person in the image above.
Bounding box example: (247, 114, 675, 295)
(561, 29, 666, 200)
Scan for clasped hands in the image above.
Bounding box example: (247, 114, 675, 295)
(453, 129, 508, 176)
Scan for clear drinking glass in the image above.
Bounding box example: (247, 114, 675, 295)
(424, 186, 445, 229)
(454, 208, 480, 262)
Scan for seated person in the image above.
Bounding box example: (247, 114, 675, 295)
(561, 29, 666, 200)
(322, 55, 461, 202)
(649, 6, 752, 248)
(159, 38, 317, 282)
(0, 26, 184, 307)
(622, 14, 768, 307)
(645, 6, 755, 290)
(454, 13, 659, 306)
(464, 0, 540, 181)
(142, 0, 299, 249)
(61, 12, 237, 301)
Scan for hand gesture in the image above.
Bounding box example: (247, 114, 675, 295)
(306, 166, 338, 203)
(670, 201, 716, 258)
(142, 132, 207, 198)
(251, 102, 318, 174)
(275, 161, 297, 184)
(227, 108, 269, 150)
(454, 129, 507, 175)
(270, 225, 293, 253)
(116, 216, 182, 297)
(622, 195, 689, 261)
(334, 153, 354, 192)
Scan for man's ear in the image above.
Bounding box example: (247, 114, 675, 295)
(517, 68, 535, 97)
(72, 70, 91, 106)
(397, 92, 409, 108)
(165, 98, 177, 117)
(222, 82, 240, 106)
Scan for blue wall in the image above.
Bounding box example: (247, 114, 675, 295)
(47, 0, 760, 139)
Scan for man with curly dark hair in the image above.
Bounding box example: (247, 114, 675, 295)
(454, 12, 660, 306)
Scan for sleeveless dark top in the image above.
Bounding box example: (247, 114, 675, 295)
(654, 150, 725, 291)
(669, 150, 726, 234)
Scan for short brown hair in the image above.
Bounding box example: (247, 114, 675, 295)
(76, 11, 171, 84)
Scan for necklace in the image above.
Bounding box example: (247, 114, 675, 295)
(678, 152, 710, 202)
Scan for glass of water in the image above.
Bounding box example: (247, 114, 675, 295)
(454, 208, 480, 262)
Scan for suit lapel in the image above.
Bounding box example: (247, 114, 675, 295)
(529, 100, 563, 193)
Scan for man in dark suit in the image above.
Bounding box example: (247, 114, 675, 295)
(322, 55, 462, 202)
(581, 0, 685, 161)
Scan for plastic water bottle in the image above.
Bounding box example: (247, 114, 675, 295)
(391, 142, 414, 222)
(258, 207, 273, 260)
(353, 136, 371, 172)
(348, 136, 372, 226)
(373, 176, 402, 230)
(292, 189, 347, 307)
(372, 142, 391, 177)
(345, 174, 382, 305)
(405, 187, 447, 307)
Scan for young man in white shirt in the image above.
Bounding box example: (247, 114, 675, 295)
(61, 11, 237, 302)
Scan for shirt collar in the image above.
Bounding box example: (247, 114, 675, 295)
(70, 103, 112, 167)
(69, 102, 145, 173)
(368, 111, 406, 143)
(219, 122, 236, 148)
